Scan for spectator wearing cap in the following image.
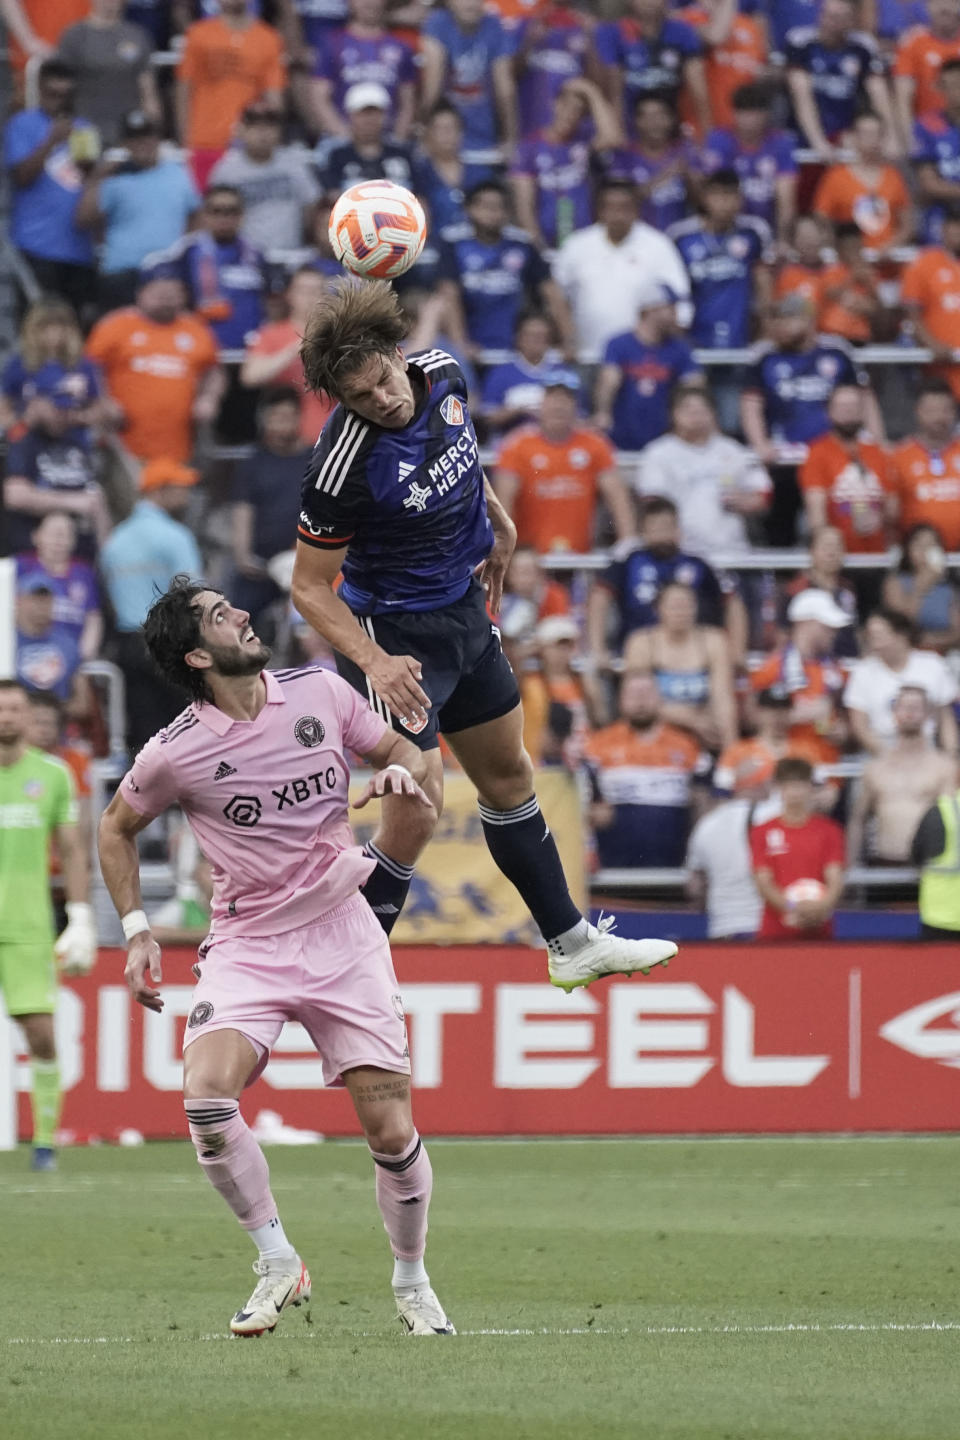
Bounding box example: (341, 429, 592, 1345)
(16, 511, 103, 662)
(780, 525, 859, 659)
(420, 0, 517, 164)
(210, 102, 319, 254)
(494, 378, 635, 555)
(86, 262, 224, 463)
(311, 0, 418, 143)
(15, 573, 84, 705)
(785, 0, 896, 161)
(55, 0, 159, 147)
(241, 266, 336, 445)
(686, 764, 779, 941)
(741, 293, 882, 545)
(99, 458, 204, 754)
(603, 92, 700, 235)
(0, 298, 101, 441)
(176, 0, 287, 190)
(509, 78, 622, 252)
(750, 588, 851, 749)
(913, 59, 960, 244)
(481, 312, 582, 439)
(2, 59, 98, 318)
(700, 84, 798, 247)
(900, 204, 960, 402)
(843, 606, 959, 754)
(520, 613, 601, 767)
(552, 179, 691, 367)
(800, 384, 897, 558)
(230, 387, 316, 625)
(635, 383, 771, 561)
(3, 383, 109, 560)
(583, 671, 710, 870)
(317, 82, 423, 197)
(76, 110, 201, 314)
(593, 282, 702, 455)
(587, 496, 736, 668)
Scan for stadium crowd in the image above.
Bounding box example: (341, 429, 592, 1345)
(3, 0, 960, 935)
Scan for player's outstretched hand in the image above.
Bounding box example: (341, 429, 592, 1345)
(125, 931, 164, 1012)
(352, 764, 434, 810)
(367, 652, 431, 726)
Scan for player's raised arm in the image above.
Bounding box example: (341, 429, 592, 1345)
(98, 791, 165, 1012)
(291, 540, 431, 726)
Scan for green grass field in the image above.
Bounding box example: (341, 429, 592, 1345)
(2, 1137, 959, 1440)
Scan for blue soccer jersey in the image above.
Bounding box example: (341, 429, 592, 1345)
(913, 114, 960, 242)
(436, 222, 550, 352)
(421, 10, 514, 151)
(746, 339, 865, 444)
(298, 350, 493, 614)
(509, 136, 594, 247)
(599, 542, 726, 640)
(595, 16, 703, 132)
(312, 29, 416, 121)
(669, 216, 772, 349)
(784, 27, 885, 141)
(700, 129, 798, 229)
(604, 140, 697, 232)
(601, 332, 701, 450)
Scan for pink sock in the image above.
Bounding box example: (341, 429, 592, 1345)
(185, 1098, 278, 1232)
(370, 1131, 433, 1262)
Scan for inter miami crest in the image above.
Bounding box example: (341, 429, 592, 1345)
(295, 715, 325, 748)
(188, 1001, 214, 1028)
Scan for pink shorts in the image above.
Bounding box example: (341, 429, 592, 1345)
(182, 894, 409, 1089)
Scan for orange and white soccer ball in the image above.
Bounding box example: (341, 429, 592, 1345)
(329, 179, 428, 280)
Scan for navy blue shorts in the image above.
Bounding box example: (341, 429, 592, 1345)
(335, 581, 521, 752)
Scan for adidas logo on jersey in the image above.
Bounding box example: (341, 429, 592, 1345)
(397, 461, 416, 484)
(214, 761, 238, 781)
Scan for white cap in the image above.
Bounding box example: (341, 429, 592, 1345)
(635, 280, 676, 313)
(787, 588, 850, 628)
(535, 615, 580, 646)
(344, 82, 391, 114)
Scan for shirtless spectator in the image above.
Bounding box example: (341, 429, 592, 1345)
(846, 686, 958, 863)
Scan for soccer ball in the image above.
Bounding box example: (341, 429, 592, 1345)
(329, 180, 428, 280)
(783, 879, 826, 904)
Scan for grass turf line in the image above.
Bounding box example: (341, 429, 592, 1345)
(2, 1137, 959, 1440)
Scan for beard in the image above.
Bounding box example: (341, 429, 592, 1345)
(209, 640, 271, 678)
(833, 421, 861, 440)
(627, 711, 658, 730)
(0, 724, 24, 745)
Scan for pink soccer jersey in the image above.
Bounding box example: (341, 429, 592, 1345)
(121, 667, 388, 939)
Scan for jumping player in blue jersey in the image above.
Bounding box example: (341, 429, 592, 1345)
(292, 279, 676, 990)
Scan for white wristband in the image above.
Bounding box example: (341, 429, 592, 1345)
(121, 909, 150, 941)
(385, 764, 412, 780)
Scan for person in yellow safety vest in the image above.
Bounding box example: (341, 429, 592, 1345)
(911, 790, 960, 938)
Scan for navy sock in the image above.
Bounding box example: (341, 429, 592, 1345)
(479, 796, 582, 942)
(360, 842, 415, 935)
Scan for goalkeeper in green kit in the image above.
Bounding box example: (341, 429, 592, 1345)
(0, 681, 96, 1168)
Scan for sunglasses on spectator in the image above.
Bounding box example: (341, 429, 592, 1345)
(208, 204, 242, 215)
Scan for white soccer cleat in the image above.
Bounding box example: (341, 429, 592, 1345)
(548, 914, 677, 993)
(394, 1284, 456, 1336)
(230, 1256, 312, 1336)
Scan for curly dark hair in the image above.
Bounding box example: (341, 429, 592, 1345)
(299, 277, 408, 400)
(142, 575, 219, 704)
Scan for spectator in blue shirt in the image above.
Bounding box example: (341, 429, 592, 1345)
(421, 0, 518, 163)
(2, 59, 97, 318)
(914, 58, 960, 241)
(0, 297, 102, 441)
(310, 0, 418, 142)
(99, 457, 203, 754)
(436, 178, 570, 362)
(596, 0, 711, 138)
(669, 170, 773, 352)
(513, 2, 598, 140)
(604, 92, 701, 235)
(509, 77, 621, 251)
(76, 109, 201, 315)
(593, 281, 702, 454)
(785, 0, 895, 158)
(481, 311, 581, 437)
(166, 185, 273, 351)
(769, 0, 820, 54)
(3, 393, 110, 560)
(15, 511, 103, 662)
(416, 100, 489, 236)
(701, 83, 799, 243)
(15, 575, 84, 705)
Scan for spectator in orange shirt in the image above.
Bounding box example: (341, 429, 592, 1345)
(520, 613, 601, 767)
(750, 588, 851, 747)
(813, 112, 914, 253)
(681, 0, 768, 132)
(86, 261, 225, 463)
(500, 543, 572, 659)
(892, 378, 960, 546)
(900, 203, 960, 398)
(894, 0, 960, 151)
(241, 266, 336, 447)
(817, 224, 885, 344)
(774, 214, 829, 310)
(0, 0, 88, 72)
(715, 685, 840, 804)
(176, 0, 287, 190)
(493, 380, 636, 553)
(800, 383, 897, 552)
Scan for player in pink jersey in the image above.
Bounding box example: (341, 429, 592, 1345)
(98, 577, 455, 1337)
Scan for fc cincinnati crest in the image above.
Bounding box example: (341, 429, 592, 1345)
(440, 394, 464, 426)
(399, 712, 429, 735)
(295, 715, 325, 747)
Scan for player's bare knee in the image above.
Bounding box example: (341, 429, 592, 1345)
(21, 1016, 55, 1062)
(477, 749, 535, 811)
(365, 1115, 416, 1155)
